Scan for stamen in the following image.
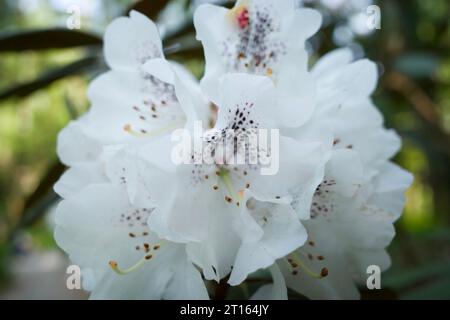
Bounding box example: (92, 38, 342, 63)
(218, 168, 243, 206)
(109, 258, 146, 275)
(109, 242, 163, 275)
(287, 253, 328, 279)
(123, 121, 184, 138)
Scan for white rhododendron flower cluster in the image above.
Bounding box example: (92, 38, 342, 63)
(54, 0, 412, 300)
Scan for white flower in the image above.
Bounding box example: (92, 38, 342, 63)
(55, 183, 208, 299)
(272, 161, 413, 300)
(84, 10, 208, 144)
(194, 0, 321, 127)
(110, 70, 329, 283)
(55, 10, 208, 200)
(257, 49, 413, 299)
(53, 1, 413, 300)
(54, 11, 209, 299)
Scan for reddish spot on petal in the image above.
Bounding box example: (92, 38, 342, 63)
(237, 8, 249, 29)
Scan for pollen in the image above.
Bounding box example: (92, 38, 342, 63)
(266, 68, 273, 76)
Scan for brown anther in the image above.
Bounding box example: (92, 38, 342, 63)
(320, 267, 328, 277)
(145, 254, 153, 260)
(307, 253, 313, 260)
(317, 255, 324, 261)
(205, 175, 209, 179)
(213, 185, 219, 190)
(308, 241, 315, 246)
(225, 196, 233, 203)
(153, 245, 160, 250)
(245, 183, 250, 188)
(129, 233, 135, 238)
(109, 261, 117, 268)
(292, 270, 298, 276)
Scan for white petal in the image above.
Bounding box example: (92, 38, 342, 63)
(143, 58, 210, 129)
(229, 202, 307, 285)
(368, 162, 413, 221)
(163, 259, 210, 300)
(249, 137, 328, 205)
(326, 149, 364, 197)
(104, 10, 163, 71)
(350, 249, 391, 284)
(57, 119, 102, 166)
(251, 264, 287, 300)
(56, 183, 206, 299)
(194, 3, 230, 103)
(195, 1, 321, 127)
(214, 73, 278, 128)
(87, 70, 183, 144)
(312, 47, 354, 79)
(54, 163, 107, 198)
(279, 251, 360, 300)
(54, 184, 144, 271)
(316, 59, 378, 110)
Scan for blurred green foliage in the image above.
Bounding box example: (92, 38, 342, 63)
(0, 0, 449, 299)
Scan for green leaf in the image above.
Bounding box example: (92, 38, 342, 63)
(394, 53, 440, 79)
(0, 28, 101, 52)
(0, 56, 99, 101)
(383, 262, 450, 291)
(126, 0, 170, 20)
(9, 162, 65, 241)
(22, 162, 65, 214)
(401, 276, 450, 300)
(164, 33, 203, 60)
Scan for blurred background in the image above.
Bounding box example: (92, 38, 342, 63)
(0, 0, 449, 299)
